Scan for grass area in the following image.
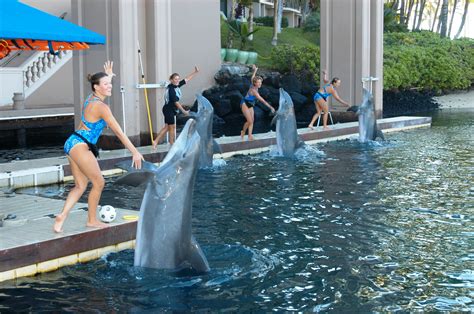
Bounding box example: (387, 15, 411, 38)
(221, 25, 319, 68)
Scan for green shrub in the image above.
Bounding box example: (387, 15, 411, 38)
(303, 12, 320, 33)
(383, 44, 472, 92)
(254, 16, 288, 28)
(270, 45, 320, 82)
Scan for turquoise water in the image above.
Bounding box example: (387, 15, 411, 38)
(2, 109, 473, 312)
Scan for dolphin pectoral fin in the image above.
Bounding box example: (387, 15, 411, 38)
(115, 160, 160, 172)
(213, 139, 222, 154)
(115, 171, 155, 187)
(271, 113, 279, 126)
(376, 130, 385, 141)
(347, 105, 360, 113)
(187, 237, 210, 273)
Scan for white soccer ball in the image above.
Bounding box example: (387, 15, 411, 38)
(99, 205, 116, 223)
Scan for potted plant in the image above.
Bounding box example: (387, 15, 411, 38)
(225, 19, 259, 64)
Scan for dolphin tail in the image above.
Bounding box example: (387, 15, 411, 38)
(213, 139, 222, 154)
(188, 237, 210, 273)
(115, 171, 155, 187)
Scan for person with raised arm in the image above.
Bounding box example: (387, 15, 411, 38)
(308, 70, 350, 130)
(54, 61, 144, 233)
(152, 66, 200, 148)
(240, 65, 275, 141)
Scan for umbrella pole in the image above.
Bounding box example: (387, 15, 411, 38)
(137, 41, 154, 144)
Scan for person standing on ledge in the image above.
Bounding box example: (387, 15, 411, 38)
(54, 61, 144, 233)
(240, 64, 275, 141)
(152, 66, 200, 149)
(308, 70, 350, 130)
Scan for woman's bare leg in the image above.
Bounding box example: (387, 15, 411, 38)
(169, 124, 176, 144)
(152, 125, 169, 149)
(241, 106, 254, 141)
(308, 100, 324, 129)
(69, 145, 107, 229)
(321, 102, 330, 129)
(53, 148, 89, 233)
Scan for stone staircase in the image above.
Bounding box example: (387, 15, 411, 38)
(0, 50, 72, 107)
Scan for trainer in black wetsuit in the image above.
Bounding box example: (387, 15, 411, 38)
(152, 66, 200, 148)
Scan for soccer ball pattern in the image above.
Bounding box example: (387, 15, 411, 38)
(99, 205, 116, 223)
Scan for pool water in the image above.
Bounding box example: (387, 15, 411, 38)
(2, 109, 473, 312)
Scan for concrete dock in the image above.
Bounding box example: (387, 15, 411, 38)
(0, 116, 431, 282)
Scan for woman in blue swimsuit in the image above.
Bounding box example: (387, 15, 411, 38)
(308, 70, 350, 130)
(240, 65, 275, 141)
(54, 61, 144, 233)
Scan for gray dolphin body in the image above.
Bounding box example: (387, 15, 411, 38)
(349, 88, 385, 143)
(189, 94, 221, 168)
(271, 88, 305, 157)
(115, 119, 210, 272)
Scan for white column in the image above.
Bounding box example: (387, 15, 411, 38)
(320, 0, 383, 115)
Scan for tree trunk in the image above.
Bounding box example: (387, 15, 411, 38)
(431, 0, 441, 31)
(248, 4, 254, 41)
(400, 0, 406, 25)
(411, 0, 419, 30)
(405, 0, 415, 26)
(416, 0, 427, 30)
(272, 0, 278, 46)
(277, 0, 283, 33)
(455, 0, 470, 38)
(439, 0, 449, 37)
(448, 0, 458, 37)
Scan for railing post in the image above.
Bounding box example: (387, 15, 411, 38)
(12, 92, 25, 110)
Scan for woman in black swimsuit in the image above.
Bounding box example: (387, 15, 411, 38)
(152, 66, 199, 148)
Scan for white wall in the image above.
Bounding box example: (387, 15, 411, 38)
(19, 0, 74, 107)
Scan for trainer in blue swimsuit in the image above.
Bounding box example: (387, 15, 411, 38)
(313, 83, 332, 102)
(64, 94, 107, 155)
(241, 85, 257, 108)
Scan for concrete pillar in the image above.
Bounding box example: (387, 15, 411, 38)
(72, 0, 142, 148)
(71, 0, 220, 148)
(320, 0, 383, 117)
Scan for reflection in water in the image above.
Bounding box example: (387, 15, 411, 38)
(5, 109, 474, 312)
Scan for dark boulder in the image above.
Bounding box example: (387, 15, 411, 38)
(280, 74, 302, 93)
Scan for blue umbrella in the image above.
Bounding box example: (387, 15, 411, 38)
(0, 0, 105, 58)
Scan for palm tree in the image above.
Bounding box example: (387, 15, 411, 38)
(455, 0, 470, 38)
(415, 0, 427, 30)
(239, 0, 254, 41)
(439, 0, 449, 37)
(448, 0, 459, 37)
(431, 0, 442, 31)
(272, 0, 279, 46)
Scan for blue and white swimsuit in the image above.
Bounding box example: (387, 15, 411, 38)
(64, 94, 107, 155)
(313, 83, 332, 102)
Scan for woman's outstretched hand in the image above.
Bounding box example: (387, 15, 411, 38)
(194, 66, 200, 73)
(104, 60, 116, 77)
(131, 151, 144, 169)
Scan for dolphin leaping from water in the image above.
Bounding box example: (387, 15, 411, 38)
(271, 88, 305, 157)
(115, 119, 210, 273)
(189, 94, 221, 168)
(347, 88, 385, 143)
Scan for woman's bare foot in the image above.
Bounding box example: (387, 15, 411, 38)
(248, 135, 254, 141)
(152, 139, 158, 150)
(53, 214, 66, 233)
(240, 130, 245, 139)
(308, 124, 314, 130)
(86, 220, 109, 229)
(323, 126, 330, 130)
